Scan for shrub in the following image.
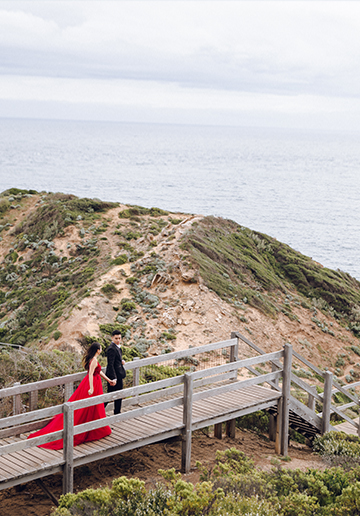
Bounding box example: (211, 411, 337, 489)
(53, 330, 62, 341)
(313, 432, 360, 468)
(100, 283, 118, 297)
(160, 331, 177, 340)
(99, 323, 130, 337)
(112, 255, 127, 266)
(0, 198, 10, 215)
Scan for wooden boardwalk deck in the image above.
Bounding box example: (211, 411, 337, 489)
(5, 332, 357, 497)
(0, 384, 281, 491)
(335, 419, 360, 436)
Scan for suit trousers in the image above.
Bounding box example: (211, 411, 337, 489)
(105, 382, 123, 414)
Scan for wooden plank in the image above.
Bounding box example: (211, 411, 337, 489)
(0, 464, 63, 491)
(0, 451, 37, 474)
(124, 338, 236, 370)
(0, 371, 86, 399)
(0, 429, 65, 456)
(0, 456, 20, 476)
(0, 405, 62, 430)
(73, 429, 182, 469)
(6, 449, 47, 471)
(0, 418, 53, 439)
(193, 373, 280, 403)
(191, 399, 279, 432)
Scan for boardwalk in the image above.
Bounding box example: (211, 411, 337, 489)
(0, 384, 280, 491)
(1, 332, 360, 497)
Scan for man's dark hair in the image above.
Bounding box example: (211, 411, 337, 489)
(112, 330, 122, 336)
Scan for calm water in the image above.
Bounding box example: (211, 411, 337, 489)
(0, 118, 359, 279)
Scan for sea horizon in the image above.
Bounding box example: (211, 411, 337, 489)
(1, 117, 359, 280)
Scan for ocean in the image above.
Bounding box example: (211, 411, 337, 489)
(0, 117, 359, 280)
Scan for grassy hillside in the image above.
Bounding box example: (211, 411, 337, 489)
(1, 189, 360, 359)
(182, 216, 360, 337)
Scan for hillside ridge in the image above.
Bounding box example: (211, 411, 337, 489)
(1, 188, 360, 384)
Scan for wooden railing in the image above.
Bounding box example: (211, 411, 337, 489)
(233, 331, 360, 436)
(0, 337, 239, 419)
(0, 338, 288, 493)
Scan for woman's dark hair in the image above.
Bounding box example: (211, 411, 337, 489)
(82, 342, 101, 371)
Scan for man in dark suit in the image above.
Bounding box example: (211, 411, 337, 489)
(105, 330, 126, 414)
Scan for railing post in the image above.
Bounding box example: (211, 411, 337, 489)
(307, 386, 316, 412)
(13, 382, 21, 415)
(275, 397, 283, 454)
(29, 390, 39, 411)
(230, 332, 239, 364)
(225, 332, 239, 438)
(322, 371, 333, 435)
(63, 402, 74, 494)
(64, 382, 74, 402)
(181, 373, 193, 473)
(281, 343, 292, 456)
(133, 357, 140, 387)
(269, 362, 279, 441)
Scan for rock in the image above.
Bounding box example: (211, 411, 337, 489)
(181, 271, 198, 283)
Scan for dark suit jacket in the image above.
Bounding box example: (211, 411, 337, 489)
(105, 342, 125, 391)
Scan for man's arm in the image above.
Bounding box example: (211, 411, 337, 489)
(106, 346, 117, 380)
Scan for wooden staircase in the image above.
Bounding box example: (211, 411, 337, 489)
(233, 332, 360, 441)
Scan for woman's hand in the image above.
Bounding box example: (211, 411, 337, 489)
(88, 387, 94, 396)
(109, 379, 117, 386)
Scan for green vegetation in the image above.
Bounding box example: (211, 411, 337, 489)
(118, 206, 169, 219)
(0, 192, 118, 346)
(182, 216, 360, 333)
(101, 283, 118, 297)
(51, 446, 360, 516)
(14, 193, 116, 241)
(313, 431, 360, 469)
(0, 346, 83, 416)
(112, 254, 128, 266)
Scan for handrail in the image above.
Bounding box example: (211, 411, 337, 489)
(292, 350, 325, 380)
(0, 349, 285, 460)
(236, 331, 360, 434)
(0, 337, 237, 399)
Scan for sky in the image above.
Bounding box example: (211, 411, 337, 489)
(1, 1, 360, 130)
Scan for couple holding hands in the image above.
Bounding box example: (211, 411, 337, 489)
(29, 330, 126, 449)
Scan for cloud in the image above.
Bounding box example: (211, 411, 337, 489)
(1, 1, 360, 128)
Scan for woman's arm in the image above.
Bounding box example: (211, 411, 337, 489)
(100, 370, 116, 386)
(88, 357, 97, 395)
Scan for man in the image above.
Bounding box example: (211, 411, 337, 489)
(105, 330, 126, 414)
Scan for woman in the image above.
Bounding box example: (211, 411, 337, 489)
(28, 342, 115, 450)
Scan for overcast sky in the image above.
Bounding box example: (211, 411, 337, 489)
(1, 1, 360, 130)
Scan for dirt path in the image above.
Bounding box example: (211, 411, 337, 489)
(0, 428, 325, 516)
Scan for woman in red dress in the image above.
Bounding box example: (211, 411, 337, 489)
(28, 342, 115, 450)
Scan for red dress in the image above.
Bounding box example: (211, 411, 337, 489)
(28, 364, 111, 449)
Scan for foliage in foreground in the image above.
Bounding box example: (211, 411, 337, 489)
(52, 447, 360, 516)
(313, 431, 360, 469)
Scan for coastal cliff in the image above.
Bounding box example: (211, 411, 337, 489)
(1, 187, 360, 384)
